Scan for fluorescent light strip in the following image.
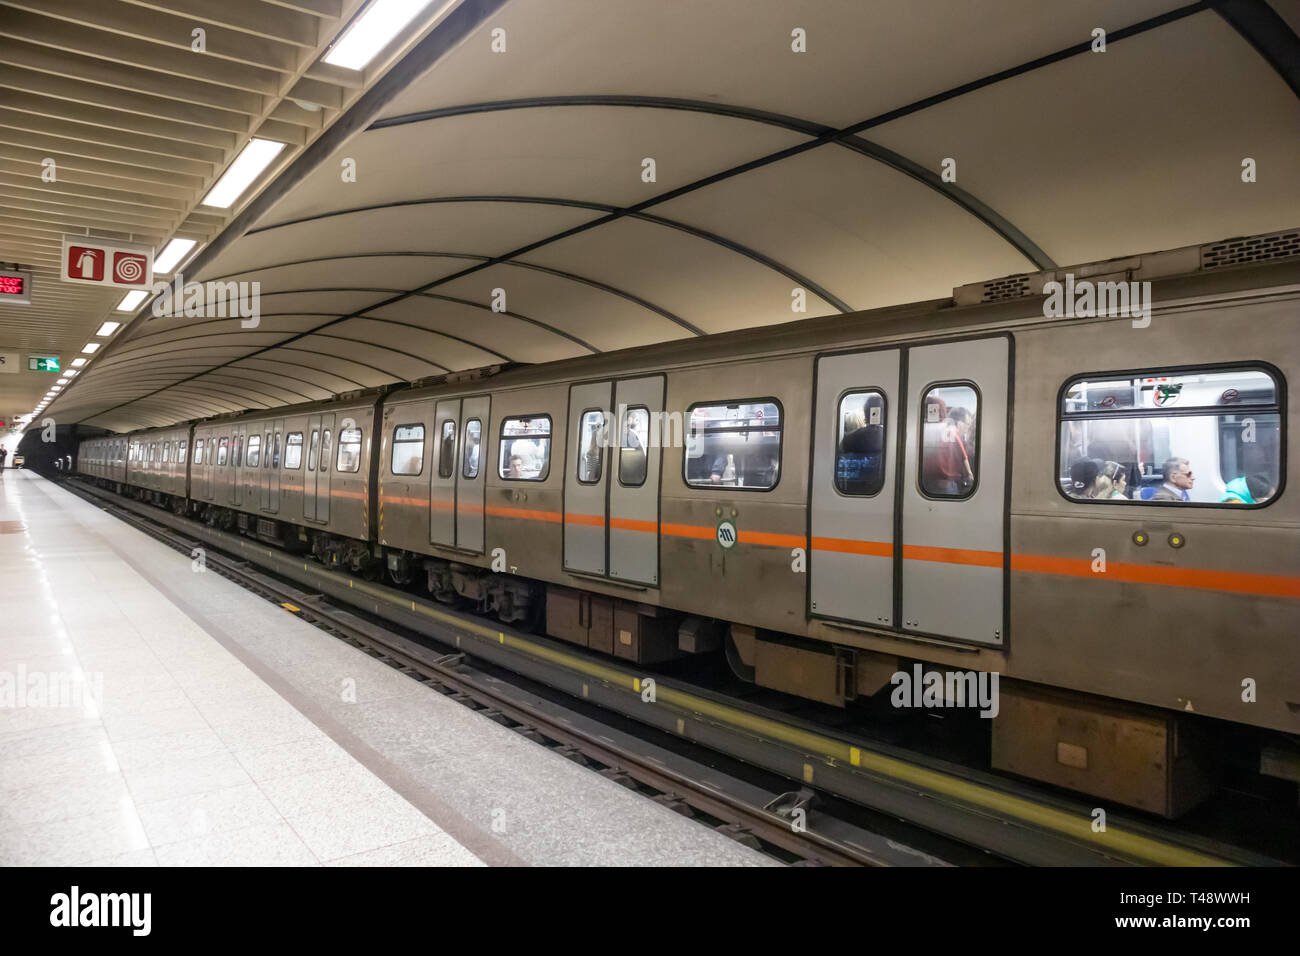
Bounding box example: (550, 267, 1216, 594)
(202, 139, 286, 209)
(324, 0, 435, 70)
(71, 358, 87, 367)
(154, 238, 198, 274)
(117, 290, 148, 312)
(81, 343, 100, 354)
(97, 321, 121, 336)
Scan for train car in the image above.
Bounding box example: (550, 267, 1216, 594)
(123, 424, 191, 509)
(370, 239, 1297, 815)
(78, 434, 128, 487)
(188, 394, 382, 569)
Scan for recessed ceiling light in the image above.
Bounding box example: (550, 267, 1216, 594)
(50, 386, 61, 392)
(71, 358, 87, 367)
(154, 238, 198, 274)
(96, 321, 122, 336)
(81, 343, 100, 354)
(57, 378, 68, 385)
(65, 370, 78, 377)
(117, 290, 149, 312)
(324, 0, 436, 70)
(201, 139, 286, 209)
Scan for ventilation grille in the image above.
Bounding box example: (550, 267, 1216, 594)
(1201, 230, 1300, 270)
(980, 274, 1033, 302)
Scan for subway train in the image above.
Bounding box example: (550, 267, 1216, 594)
(78, 231, 1300, 816)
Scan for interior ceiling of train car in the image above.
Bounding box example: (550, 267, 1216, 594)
(2, 0, 1298, 433)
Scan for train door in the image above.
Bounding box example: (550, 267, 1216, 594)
(609, 376, 662, 585)
(231, 427, 244, 507)
(809, 349, 900, 626)
(899, 337, 1008, 646)
(259, 427, 273, 511)
(456, 397, 489, 553)
(269, 420, 283, 513)
(305, 415, 320, 522)
(564, 381, 612, 575)
(317, 414, 333, 523)
(429, 399, 460, 547)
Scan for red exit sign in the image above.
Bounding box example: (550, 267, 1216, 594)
(0, 269, 31, 305)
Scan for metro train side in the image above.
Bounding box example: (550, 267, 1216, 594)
(78, 253, 1300, 815)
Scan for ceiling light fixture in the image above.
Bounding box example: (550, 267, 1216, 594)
(81, 343, 100, 354)
(323, 0, 435, 71)
(154, 238, 198, 274)
(117, 290, 149, 312)
(201, 139, 286, 209)
(71, 358, 87, 367)
(96, 321, 121, 336)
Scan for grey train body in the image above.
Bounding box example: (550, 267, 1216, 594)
(78, 255, 1300, 815)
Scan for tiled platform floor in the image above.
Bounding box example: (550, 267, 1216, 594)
(0, 469, 770, 867)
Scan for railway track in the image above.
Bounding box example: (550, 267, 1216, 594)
(66, 477, 1280, 867)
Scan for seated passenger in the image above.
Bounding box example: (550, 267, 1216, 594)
(1068, 457, 1101, 497)
(1220, 473, 1276, 505)
(710, 453, 736, 484)
(1094, 460, 1129, 499)
(1150, 457, 1194, 501)
(507, 454, 525, 479)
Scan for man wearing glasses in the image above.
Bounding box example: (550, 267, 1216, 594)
(1151, 457, 1195, 501)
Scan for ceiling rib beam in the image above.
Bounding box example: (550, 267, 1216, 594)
(2, 0, 302, 74)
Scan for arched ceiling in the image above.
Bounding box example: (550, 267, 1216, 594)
(43, 0, 1300, 432)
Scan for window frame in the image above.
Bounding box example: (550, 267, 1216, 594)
(391, 423, 426, 477)
(217, 436, 229, 466)
(574, 407, 606, 485)
(284, 431, 304, 470)
(916, 380, 982, 502)
(246, 434, 261, 468)
(462, 419, 482, 480)
(336, 426, 362, 474)
(498, 413, 553, 482)
(832, 387, 888, 498)
(682, 396, 784, 493)
(1055, 362, 1285, 509)
(437, 419, 457, 479)
(617, 404, 651, 489)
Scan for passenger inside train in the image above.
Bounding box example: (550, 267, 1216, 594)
(1058, 366, 1281, 505)
(684, 401, 781, 490)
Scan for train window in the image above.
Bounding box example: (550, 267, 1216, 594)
(217, 437, 229, 466)
(272, 434, 282, 469)
(462, 420, 482, 479)
(919, 384, 979, 499)
(438, 420, 457, 478)
(392, 424, 425, 476)
(1058, 365, 1282, 506)
(576, 410, 605, 484)
(262, 432, 272, 468)
(337, 427, 361, 473)
(192, 440, 202, 465)
(177, 440, 187, 463)
(321, 429, 333, 472)
(284, 432, 303, 469)
(499, 415, 551, 481)
(247, 434, 261, 468)
(162, 442, 170, 464)
(307, 430, 320, 471)
(684, 400, 781, 490)
(619, 406, 649, 488)
(835, 390, 887, 496)
(234, 436, 243, 468)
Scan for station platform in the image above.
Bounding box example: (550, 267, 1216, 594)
(0, 469, 770, 867)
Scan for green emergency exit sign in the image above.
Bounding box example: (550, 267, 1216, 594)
(28, 356, 59, 372)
